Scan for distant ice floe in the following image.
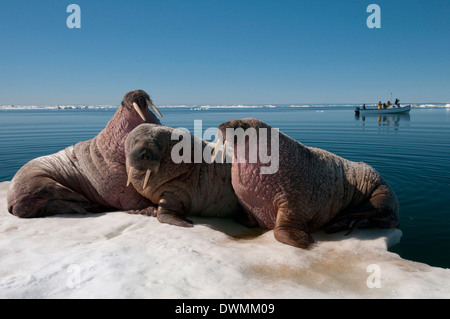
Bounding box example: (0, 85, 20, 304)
(188, 105, 277, 111)
(412, 103, 450, 108)
(1, 103, 449, 111)
(0, 104, 278, 111)
(0, 105, 118, 110)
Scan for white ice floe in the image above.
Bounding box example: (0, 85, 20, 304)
(413, 103, 450, 108)
(0, 181, 449, 299)
(191, 105, 277, 110)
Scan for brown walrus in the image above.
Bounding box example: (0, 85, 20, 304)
(124, 124, 245, 226)
(215, 118, 399, 248)
(7, 90, 163, 218)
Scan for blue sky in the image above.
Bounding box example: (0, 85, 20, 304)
(0, 0, 449, 105)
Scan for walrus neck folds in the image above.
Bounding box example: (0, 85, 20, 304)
(95, 106, 159, 164)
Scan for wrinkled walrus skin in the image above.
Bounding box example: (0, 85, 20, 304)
(124, 124, 245, 227)
(217, 118, 399, 249)
(7, 90, 163, 218)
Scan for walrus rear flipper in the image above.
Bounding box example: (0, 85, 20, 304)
(8, 178, 95, 218)
(323, 183, 399, 234)
(9, 197, 93, 218)
(233, 209, 259, 228)
(39, 199, 90, 216)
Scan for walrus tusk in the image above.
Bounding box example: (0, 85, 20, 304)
(211, 142, 222, 162)
(211, 141, 227, 163)
(133, 102, 147, 121)
(209, 142, 216, 162)
(221, 140, 227, 163)
(143, 169, 151, 189)
(127, 166, 134, 187)
(146, 99, 163, 118)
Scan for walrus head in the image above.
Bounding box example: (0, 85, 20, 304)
(217, 118, 269, 133)
(212, 118, 271, 162)
(125, 124, 174, 189)
(121, 89, 163, 122)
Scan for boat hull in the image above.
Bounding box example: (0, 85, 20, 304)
(355, 105, 411, 115)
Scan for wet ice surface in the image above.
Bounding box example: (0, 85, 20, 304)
(0, 181, 449, 298)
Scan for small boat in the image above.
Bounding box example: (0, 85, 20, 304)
(354, 105, 411, 115)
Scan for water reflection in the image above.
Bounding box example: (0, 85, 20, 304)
(355, 113, 410, 127)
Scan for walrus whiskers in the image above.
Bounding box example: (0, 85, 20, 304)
(133, 102, 146, 121)
(146, 99, 163, 118)
(143, 169, 151, 189)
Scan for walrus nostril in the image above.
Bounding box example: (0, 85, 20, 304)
(138, 149, 153, 161)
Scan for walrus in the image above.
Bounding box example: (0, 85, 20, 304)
(124, 124, 245, 227)
(7, 90, 163, 218)
(214, 118, 399, 249)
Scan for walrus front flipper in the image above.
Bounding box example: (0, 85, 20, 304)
(158, 212, 193, 227)
(274, 226, 314, 249)
(273, 208, 314, 249)
(157, 193, 193, 227)
(125, 204, 158, 217)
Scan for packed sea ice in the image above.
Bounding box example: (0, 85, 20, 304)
(0, 181, 449, 298)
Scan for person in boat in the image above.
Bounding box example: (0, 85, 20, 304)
(362, 104, 366, 110)
(383, 103, 387, 109)
(378, 101, 382, 110)
(395, 98, 400, 107)
(387, 100, 391, 108)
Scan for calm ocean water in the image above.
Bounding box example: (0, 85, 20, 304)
(1, 105, 449, 268)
